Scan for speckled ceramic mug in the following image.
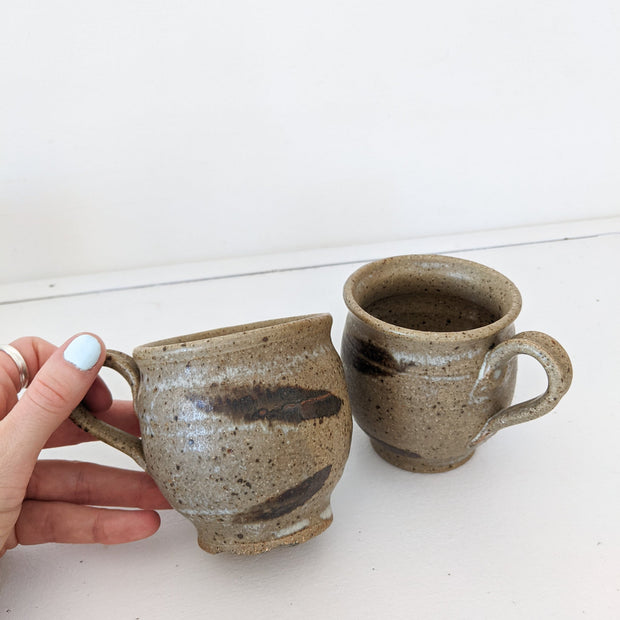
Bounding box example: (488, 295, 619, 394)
(341, 255, 572, 473)
(70, 314, 352, 554)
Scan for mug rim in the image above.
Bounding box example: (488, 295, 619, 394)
(343, 254, 522, 341)
(133, 313, 333, 357)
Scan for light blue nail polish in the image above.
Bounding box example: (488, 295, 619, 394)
(64, 334, 102, 371)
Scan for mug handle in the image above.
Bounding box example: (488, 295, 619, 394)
(469, 331, 573, 448)
(69, 350, 146, 469)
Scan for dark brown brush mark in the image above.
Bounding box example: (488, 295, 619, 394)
(343, 336, 410, 377)
(233, 465, 332, 523)
(212, 386, 342, 424)
(370, 435, 422, 459)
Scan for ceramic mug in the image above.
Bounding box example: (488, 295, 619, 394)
(70, 314, 352, 554)
(341, 255, 572, 473)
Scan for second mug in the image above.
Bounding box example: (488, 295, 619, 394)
(341, 254, 573, 473)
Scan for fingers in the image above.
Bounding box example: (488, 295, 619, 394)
(1, 337, 123, 450)
(27, 460, 171, 509)
(16, 501, 161, 546)
(2, 334, 105, 478)
(80, 399, 140, 435)
(44, 400, 141, 448)
(82, 375, 113, 413)
(0, 335, 167, 553)
(0, 337, 57, 418)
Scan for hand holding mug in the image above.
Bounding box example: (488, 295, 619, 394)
(0, 335, 169, 556)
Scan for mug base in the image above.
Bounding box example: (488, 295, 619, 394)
(370, 438, 475, 473)
(196, 512, 333, 555)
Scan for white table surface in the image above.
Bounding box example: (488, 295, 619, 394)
(1, 218, 618, 619)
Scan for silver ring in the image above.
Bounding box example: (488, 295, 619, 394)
(0, 344, 30, 390)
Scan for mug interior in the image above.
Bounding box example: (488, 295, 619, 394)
(134, 313, 331, 355)
(366, 289, 499, 332)
(344, 255, 521, 338)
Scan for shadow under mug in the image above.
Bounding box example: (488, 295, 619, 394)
(341, 254, 573, 473)
(70, 314, 352, 554)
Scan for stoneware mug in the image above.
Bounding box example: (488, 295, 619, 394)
(341, 255, 573, 473)
(70, 314, 352, 554)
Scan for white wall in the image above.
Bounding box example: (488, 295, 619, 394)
(1, 1, 618, 284)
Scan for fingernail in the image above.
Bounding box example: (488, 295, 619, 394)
(64, 334, 102, 371)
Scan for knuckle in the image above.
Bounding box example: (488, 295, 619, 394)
(91, 511, 112, 544)
(132, 474, 149, 509)
(73, 466, 93, 506)
(40, 504, 59, 543)
(24, 375, 72, 417)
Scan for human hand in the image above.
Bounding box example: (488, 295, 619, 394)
(0, 334, 170, 557)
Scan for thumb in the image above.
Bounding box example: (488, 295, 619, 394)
(2, 333, 105, 476)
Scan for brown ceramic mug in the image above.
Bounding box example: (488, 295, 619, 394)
(70, 314, 352, 554)
(341, 255, 572, 473)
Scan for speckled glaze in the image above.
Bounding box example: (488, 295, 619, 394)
(70, 314, 352, 554)
(342, 255, 572, 473)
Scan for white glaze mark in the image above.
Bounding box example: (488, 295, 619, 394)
(275, 519, 310, 539)
(320, 506, 333, 520)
